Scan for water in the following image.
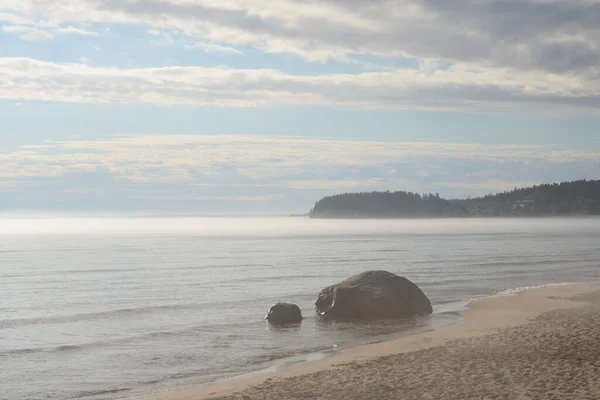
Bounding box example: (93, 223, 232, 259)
(1, 217, 599, 400)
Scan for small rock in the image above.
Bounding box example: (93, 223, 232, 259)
(264, 302, 303, 324)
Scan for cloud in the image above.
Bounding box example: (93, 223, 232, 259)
(135, 194, 288, 202)
(286, 179, 394, 190)
(186, 41, 243, 55)
(20, 144, 57, 149)
(53, 25, 98, 36)
(148, 29, 174, 46)
(2, 25, 54, 41)
(0, 134, 598, 184)
(1, 57, 599, 110)
(1, 134, 598, 210)
(0, 12, 34, 26)
(2, 2, 600, 111)
(435, 180, 542, 192)
(2, 0, 600, 74)
(1, 13, 98, 41)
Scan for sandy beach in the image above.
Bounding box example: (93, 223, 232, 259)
(150, 282, 600, 400)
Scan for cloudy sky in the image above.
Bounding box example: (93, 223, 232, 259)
(1, 0, 600, 213)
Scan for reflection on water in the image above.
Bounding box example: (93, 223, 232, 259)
(1, 217, 599, 400)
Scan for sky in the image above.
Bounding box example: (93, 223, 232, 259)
(1, 0, 600, 213)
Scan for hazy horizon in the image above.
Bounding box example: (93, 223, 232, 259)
(2, 176, 600, 215)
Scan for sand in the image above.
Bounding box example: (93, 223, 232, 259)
(150, 282, 600, 400)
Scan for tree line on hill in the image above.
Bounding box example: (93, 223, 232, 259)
(309, 180, 600, 218)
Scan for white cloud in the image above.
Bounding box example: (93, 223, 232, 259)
(0, 134, 598, 184)
(2, 2, 600, 111)
(0, 12, 35, 26)
(195, 194, 286, 201)
(53, 25, 98, 36)
(436, 180, 542, 192)
(2, 25, 54, 41)
(1, 16, 98, 41)
(1, 57, 599, 110)
(20, 144, 57, 149)
(128, 194, 287, 202)
(186, 41, 243, 55)
(1, 134, 598, 209)
(148, 29, 174, 46)
(286, 179, 392, 190)
(2, 0, 600, 74)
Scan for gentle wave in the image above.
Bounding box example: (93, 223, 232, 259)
(464, 258, 596, 268)
(1, 294, 295, 331)
(303, 257, 393, 263)
(1, 264, 272, 277)
(1, 319, 277, 357)
(2, 335, 164, 357)
(74, 388, 131, 398)
(0, 304, 194, 329)
(410, 254, 596, 265)
(227, 274, 321, 283)
(491, 282, 577, 297)
(247, 346, 334, 365)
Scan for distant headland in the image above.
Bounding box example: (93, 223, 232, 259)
(309, 180, 600, 218)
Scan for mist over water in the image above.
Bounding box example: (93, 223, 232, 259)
(1, 217, 599, 400)
(2, 215, 599, 236)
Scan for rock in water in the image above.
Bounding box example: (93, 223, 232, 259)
(265, 302, 303, 324)
(315, 270, 432, 319)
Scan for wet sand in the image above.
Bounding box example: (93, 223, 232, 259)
(150, 282, 600, 400)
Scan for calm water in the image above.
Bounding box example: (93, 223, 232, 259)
(1, 217, 599, 400)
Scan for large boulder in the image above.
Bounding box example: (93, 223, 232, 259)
(315, 270, 432, 320)
(265, 302, 303, 324)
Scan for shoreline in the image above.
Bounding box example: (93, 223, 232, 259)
(148, 281, 599, 400)
(138, 302, 465, 399)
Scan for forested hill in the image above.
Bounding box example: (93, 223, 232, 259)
(309, 180, 600, 218)
(310, 191, 463, 218)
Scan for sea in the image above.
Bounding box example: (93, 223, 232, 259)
(1, 216, 599, 400)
